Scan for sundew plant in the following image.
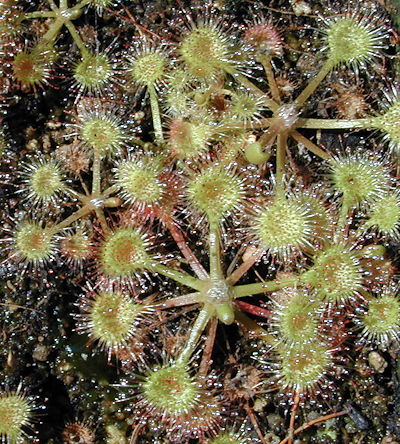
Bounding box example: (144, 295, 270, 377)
(0, 0, 400, 442)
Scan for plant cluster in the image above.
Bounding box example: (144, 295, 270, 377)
(0, 0, 400, 442)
